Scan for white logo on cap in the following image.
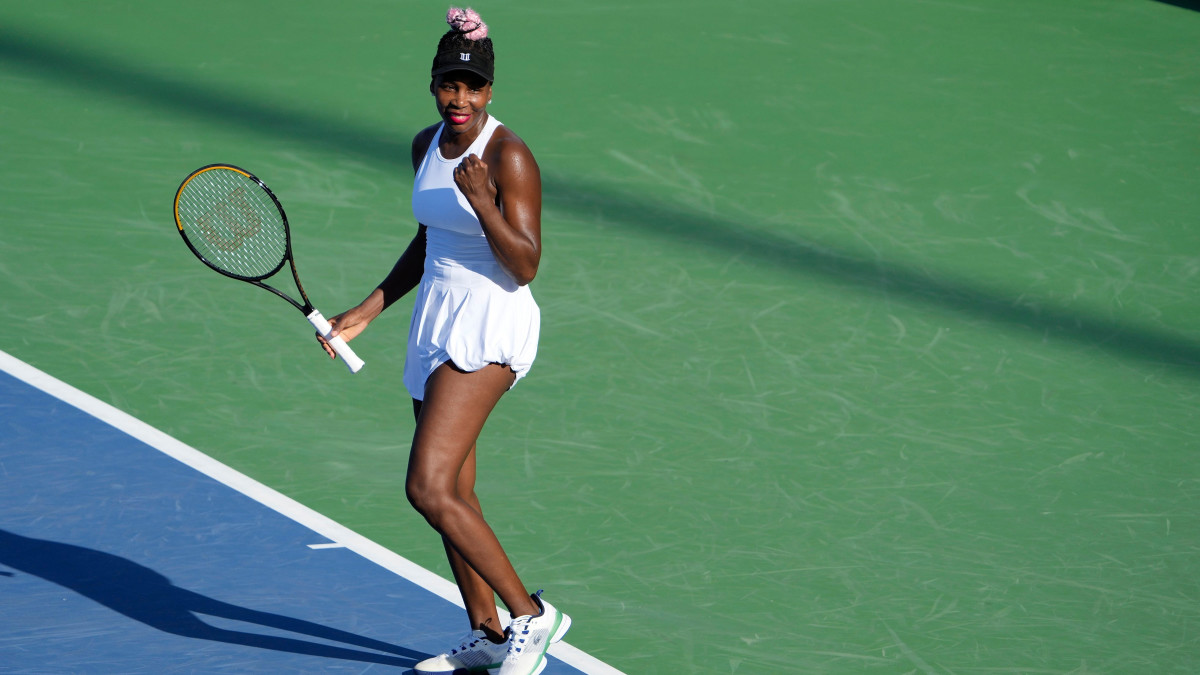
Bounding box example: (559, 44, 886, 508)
(460, 53, 471, 62)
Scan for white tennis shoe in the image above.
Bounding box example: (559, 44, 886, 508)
(414, 629, 509, 674)
(498, 592, 572, 675)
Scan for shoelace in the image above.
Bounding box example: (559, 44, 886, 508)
(507, 618, 533, 655)
(506, 590, 549, 659)
(450, 633, 483, 655)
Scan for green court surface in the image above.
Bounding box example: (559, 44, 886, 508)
(2, 1, 1198, 672)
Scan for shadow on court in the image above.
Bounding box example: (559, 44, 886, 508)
(0, 529, 426, 668)
(1154, 0, 1200, 12)
(1, 25, 1198, 377)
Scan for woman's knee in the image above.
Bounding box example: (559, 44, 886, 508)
(405, 477, 456, 526)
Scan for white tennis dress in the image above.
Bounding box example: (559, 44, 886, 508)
(404, 115, 540, 400)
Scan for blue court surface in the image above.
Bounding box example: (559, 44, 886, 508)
(0, 352, 616, 674)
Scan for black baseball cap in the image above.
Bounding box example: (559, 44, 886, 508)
(431, 41, 494, 82)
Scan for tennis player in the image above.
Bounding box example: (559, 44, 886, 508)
(319, 7, 569, 675)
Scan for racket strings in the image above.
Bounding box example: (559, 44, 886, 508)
(177, 169, 288, 279)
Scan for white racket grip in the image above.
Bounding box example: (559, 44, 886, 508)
(307, 309, 365, 373)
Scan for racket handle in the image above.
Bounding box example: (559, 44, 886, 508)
(307, 309, 365, 374)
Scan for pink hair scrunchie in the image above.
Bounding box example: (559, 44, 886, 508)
(446, 7, 488, 41)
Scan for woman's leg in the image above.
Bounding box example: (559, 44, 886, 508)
(411, 399, 504, 638)
(407, 362, 539, 620)
(442, 444, 508, 640)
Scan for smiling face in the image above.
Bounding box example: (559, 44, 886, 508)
(432, 70, 493, 137)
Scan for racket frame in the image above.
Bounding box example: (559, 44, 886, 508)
(175, 164, 307, 309)
(173, 164, 364, 373)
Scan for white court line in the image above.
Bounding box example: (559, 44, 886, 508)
(0, 349, 623, 675)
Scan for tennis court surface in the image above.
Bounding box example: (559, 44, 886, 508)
(0, 353, 611, 674)
(2, 1, 1199, 672)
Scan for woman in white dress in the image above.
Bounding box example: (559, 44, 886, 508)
(319, 9, 569, 675)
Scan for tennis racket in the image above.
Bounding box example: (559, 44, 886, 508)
(173, 163, 364, 373)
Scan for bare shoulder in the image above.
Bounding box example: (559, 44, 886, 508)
(485, 125, 539, 180)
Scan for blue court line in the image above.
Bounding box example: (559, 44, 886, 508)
(0, 350, 618, 674)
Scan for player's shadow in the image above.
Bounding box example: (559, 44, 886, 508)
(0, 528, 428, 668)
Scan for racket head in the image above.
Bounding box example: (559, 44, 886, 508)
(174, 164, 291, 282)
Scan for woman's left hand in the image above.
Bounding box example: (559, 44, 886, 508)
(454, 154, 497, 207)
